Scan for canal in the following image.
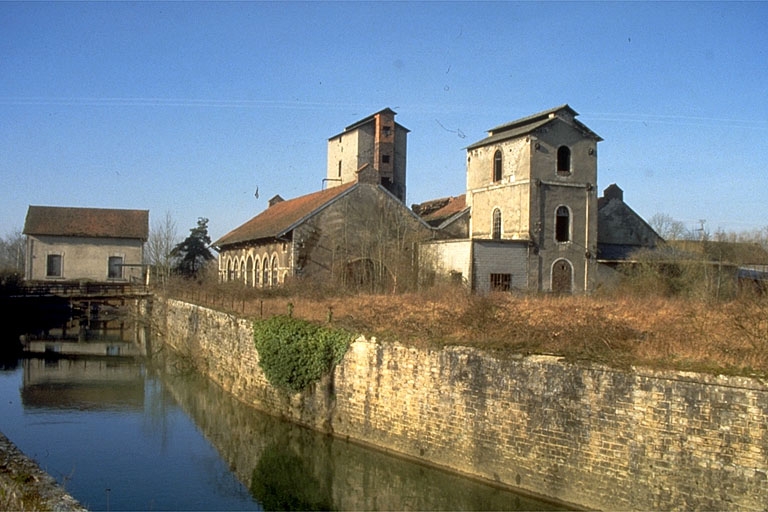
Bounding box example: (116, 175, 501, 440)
(0, 302, 563, 511)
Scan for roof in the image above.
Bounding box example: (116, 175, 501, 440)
(412, 195, 468, 226)
(23, 206, 149, 240)
(466, 104, 602, 150)
(328, 107, 410, 140)
(214, 182, 356, 248)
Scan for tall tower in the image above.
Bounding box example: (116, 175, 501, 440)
(464, 105, 602, 293)
(326, 108, 409, 202)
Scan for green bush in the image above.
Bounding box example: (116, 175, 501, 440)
(253, 315, 351, 392)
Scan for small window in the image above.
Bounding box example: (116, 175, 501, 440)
(490, 273, 511, 291)
(492, 208, 502, 240)
(556, 206, 570, 242)
(382, 125, 392, 137)
(108, 256, 124, 279)
(46, 254, 62, 277)
(338, 160, 342, 177)
(557, 146, 571, 175)
(493, 150, 502, 182)
(381, 154, 390, 164)
(270, 255, 279, 286)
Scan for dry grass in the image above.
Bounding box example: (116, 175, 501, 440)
(165, 279, 768, 378)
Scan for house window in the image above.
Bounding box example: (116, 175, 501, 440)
(46, 254, 62, 278)
(493, 150, 502, 182)
(490, 273, 511, 291)
(492, 208, 502, 240)
(382, 125, 392, 137)
(556, 206, 570, 242)
(557, 146, 571, 175)
(108, 256, 123, 279)
(271, 255, 279, 286)
(338, 160, 342, 177)
(262, 257, 269, 287)
(255, 258, 261, 287)
(381, 154, 390, 164)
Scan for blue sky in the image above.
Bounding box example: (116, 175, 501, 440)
(1, 1, 766, 243)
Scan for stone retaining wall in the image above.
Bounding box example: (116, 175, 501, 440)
(156, 298, 768, 511)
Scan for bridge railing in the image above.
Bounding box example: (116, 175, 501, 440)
(19, 281, 149, 297)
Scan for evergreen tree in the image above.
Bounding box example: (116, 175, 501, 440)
(172, 217, 215, 278)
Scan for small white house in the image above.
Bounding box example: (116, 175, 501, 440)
(23, 206, 149, 283)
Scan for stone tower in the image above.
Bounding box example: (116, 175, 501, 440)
(465, 105, 602, 293)
(326, 108, 409, 202)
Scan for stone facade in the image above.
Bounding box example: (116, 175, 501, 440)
(157, 299, 768, 511)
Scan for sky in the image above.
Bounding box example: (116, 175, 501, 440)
(1, 1, 767, 244)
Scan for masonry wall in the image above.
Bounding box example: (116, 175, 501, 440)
(156, 299, 768, 511)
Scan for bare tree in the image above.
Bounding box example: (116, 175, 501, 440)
(146, 211, 179, 287)
(0, 229, 25, 273)
(649, 213, 690, 240)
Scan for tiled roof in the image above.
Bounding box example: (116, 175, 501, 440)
(413, 195, 468, 226)
(466, 104, 602, 150)
(214, 182, 356, 248)
(23, 206, 149, 240)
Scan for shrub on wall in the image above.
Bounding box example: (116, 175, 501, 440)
(253, 315, 351, 392)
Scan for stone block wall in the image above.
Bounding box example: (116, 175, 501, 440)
(156, 299, 768, 511)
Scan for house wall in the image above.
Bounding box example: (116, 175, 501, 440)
(418, 239, 473, 286)
(472, 240, 529, 293)
(25, 235, 144, 282)
(157, 299, 768, 512)
(529, 120, 598, 293)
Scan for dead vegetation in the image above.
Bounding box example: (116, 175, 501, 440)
(163, 277, 768, 378)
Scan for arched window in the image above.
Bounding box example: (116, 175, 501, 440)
(262, 256, 269, 287)
(227, 258, 235, 282)
(557, 146, 571, 175)
(245, 255, 254, 286)
(492, 208, 502, 240)
(493, 150, 502, 182)
(556, 206, 570, 242)
(255, 258, 261, 288)
(271, 255, 279, 286)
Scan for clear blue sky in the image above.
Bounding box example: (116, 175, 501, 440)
(2, 1, 767, 243)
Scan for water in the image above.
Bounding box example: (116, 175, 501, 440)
(0, 308, 563, 511)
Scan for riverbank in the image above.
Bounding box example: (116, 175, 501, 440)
(156, 298, 768, 511)
(0, 432, 86, 512)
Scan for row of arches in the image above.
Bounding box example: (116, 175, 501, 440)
(491, 205, 571, 243)
(220, 253, 286, 288)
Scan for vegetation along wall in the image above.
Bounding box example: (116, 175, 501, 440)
(155, 299, 768, 511)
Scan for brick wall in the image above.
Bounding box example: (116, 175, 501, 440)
(156, 299, 768, 511)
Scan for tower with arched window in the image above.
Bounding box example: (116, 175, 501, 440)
(460, 104, 602, 293)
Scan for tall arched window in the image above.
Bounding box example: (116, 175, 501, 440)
(557, 146, 571, 175)
(255, 258, 261, 288)
(493, 150, 502, 182)
(492, 208, 502, 240)
(262, 256, 269, 287)
(556, 206, 570, 242)
(271, 255, 279, 286)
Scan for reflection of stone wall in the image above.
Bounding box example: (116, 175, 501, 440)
(158, 355, 552, 511)
(156, 299, 768, 511)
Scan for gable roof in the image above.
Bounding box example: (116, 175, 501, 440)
(23, 206, 149, 240)
(214, 182, 357, 248)
(412, 194, 468, 227)
(466, 104, 602, 150)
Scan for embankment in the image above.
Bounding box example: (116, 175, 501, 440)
(155, 298, 768, 511)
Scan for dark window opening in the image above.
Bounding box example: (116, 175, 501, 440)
(46, 254, 62, 277)
(382, 125, 392, 137)
(493, 150, 502, 182)
(490, 273, 511, 291)
(556, 206, 570, 242)
(557, 146, 571, 175)
(492, 208, 502, 239)
(381, 154, 390, 164)
(338, 160, 342, 177)
(108, 256, 123, 279)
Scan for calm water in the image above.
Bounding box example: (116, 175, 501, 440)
(0, 309, 563, 511)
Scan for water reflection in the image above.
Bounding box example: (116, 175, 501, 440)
(158, 352, 563, 511)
